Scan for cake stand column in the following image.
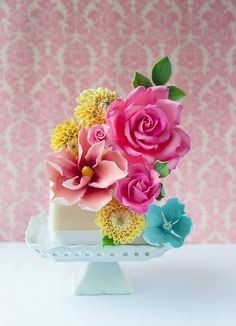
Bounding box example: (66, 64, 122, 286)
(72, 262, 133, 295)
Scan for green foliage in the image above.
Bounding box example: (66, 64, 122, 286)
(168, 86, 186, 100)
(102, 236, 116, 247)
(152, 57, 172, 85)
(133, 72, 153, 88)
(156, 184, 166, 201)
(154, 160, 169, 178)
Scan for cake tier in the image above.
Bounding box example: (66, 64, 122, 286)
(48, 202, 146, 246)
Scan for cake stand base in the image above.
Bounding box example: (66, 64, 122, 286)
(25, 213, 169, 295)
(72, 262, 133, 295)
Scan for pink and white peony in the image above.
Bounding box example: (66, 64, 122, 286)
(45, 126, 128, 211)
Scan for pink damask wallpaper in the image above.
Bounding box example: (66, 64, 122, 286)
(0, 0, 236, 242)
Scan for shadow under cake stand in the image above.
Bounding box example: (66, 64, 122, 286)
(25, 212, 169, 295)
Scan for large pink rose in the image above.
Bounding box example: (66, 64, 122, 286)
(106, 86, 190, 170)
(45, 126, 128, 211)
(116, 163, 161, 214)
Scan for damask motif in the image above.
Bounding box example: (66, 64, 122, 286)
(0, 0, 235, 242)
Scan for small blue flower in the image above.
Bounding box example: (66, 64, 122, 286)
(143, 198, 192, 248)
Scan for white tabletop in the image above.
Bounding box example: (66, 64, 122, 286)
(0, 243, 235, 326)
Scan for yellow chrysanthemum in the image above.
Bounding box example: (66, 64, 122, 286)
(74, 87, 117, 127)
(96, 198, 146, 245)
(51, 118, 81, 157)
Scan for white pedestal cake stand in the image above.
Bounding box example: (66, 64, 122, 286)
(25, 213, 169, 295)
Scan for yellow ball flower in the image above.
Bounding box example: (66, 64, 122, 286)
(74, 87, 117, 127)
(51, 118, 80, 157)
(96, 198, 146, 245)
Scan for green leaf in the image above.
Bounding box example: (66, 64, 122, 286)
(132, 72, 153, 88)
(168, 86, 186, 101)
(154, 160, 169, 178)
(102, 236, 116, 247)
(156, 184, 166, 201)
(152, 57, 172, 85)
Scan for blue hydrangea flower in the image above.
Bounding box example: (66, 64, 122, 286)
(143, 198, 192, 248)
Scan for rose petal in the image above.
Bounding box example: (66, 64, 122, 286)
(156, 129, 182, 161)
(150, 86, 169, 100)
(128, 163, 151, 176)
(125, 86, 156, 107)
(106, 99, 126, 144)
(130, 186, 148, 203)
(106, 98, 124, 119)
(157, 99, 183, 126)
(175, 128, 191, 157)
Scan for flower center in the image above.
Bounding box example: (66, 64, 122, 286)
(111, 211, 131, 229)
(81, 166, 94, 178)
(162, 221, 172, 232)
(96, 130, 105, 139)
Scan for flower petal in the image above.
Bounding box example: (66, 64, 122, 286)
(175, 128, 191, 157)
(79, 187, 112, 211)
(143, 227, 167, 246)
(162, 198, 185, 221)
(102, 150, 128, 172)
(45, 160, 63, 182)
(172, 215, 192, 238)
(165, 233, 185, 248)
(78, 126, 90, 166)
(106, 103, 127, 152)
(85, 141, 105, 166)
(158, 99, 183, 126)
(145, 204, 164, 228)
(62, 176, 90, 190)
(155, 129, 182, 161)
(150, 86, 169, 100)
(90, 160, 127, 189)
(46, 149, 78, 179)
(125, 86, 156, 107)
(51, 182, 85, 206)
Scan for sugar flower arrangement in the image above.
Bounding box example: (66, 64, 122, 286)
(46, 57, 192, 248)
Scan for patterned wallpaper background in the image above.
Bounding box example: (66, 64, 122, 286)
(0, 0, 235, 242)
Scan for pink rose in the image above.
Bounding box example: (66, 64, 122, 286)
(116, 163, 161, 214)
(107, 86, 190, 170)
(88, 124, 111, 146)
(45, 126, 128, 211)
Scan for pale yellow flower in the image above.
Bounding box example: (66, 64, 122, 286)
(51, 118, 80, 157)
(96, 198, 146, 245)
(74, 87, 117, 127)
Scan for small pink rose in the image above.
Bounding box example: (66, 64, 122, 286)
(88, 124, 112, 147)
(116, 163, 161, 214)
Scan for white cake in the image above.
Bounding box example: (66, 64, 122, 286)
(48, 202, 101, 245)
(48, 202, 146, 246)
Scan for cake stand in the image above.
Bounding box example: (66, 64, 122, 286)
(25, 212, 169, 295)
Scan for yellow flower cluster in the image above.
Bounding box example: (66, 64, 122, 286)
(96, 198, 146, 245)
(51, 118, 80, 157)
(74, 87, 117, 127)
